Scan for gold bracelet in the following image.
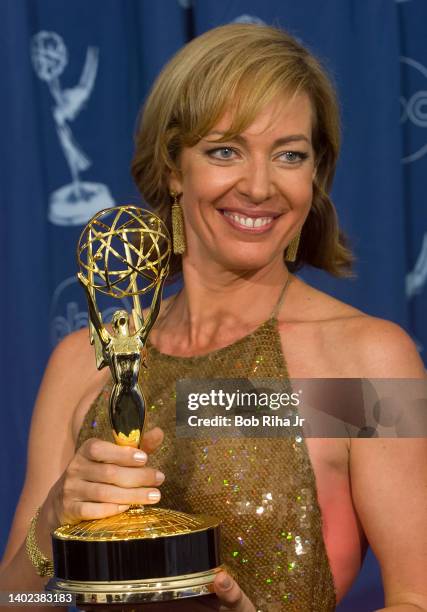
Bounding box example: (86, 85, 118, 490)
(25, 507, 54, 578)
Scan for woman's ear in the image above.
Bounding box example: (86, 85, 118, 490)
(312, 162, 318, 182)
(168, 169, 183, 195)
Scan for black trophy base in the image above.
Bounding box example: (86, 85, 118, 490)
(46, 507, 221, 605)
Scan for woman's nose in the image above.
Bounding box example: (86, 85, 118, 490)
(236, 160, 275, 203)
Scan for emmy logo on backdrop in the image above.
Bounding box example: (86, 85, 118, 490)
(400, 56, 427, 163)
(30, 31, 114, 226)
(406, 233, 427, 300)
(49, 275, 132, 347)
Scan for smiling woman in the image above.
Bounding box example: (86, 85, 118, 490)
(168, 95, 317, 274)
(1, 23, 426, 612)
(132, 23, 354, 280)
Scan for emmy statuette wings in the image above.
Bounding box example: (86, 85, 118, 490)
(46, 205, 221, 606)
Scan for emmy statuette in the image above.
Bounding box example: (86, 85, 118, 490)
(46, 206, 221, 608)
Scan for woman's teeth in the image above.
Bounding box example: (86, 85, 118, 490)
(223, 211, 273, 228)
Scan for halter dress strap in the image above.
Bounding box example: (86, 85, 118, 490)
(269, 274, 292, 320)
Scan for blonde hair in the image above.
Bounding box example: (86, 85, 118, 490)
(132, 23, 355, 278)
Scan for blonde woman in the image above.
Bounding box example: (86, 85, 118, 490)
(1, 24, 426, 612)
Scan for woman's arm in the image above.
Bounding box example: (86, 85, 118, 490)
(0, 329, 164, 604)
(350, 319, 427, 612)
(0, 331, 92, 605)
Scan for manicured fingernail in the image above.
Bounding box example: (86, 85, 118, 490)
(118, 505, 129, 511)
(219, 575, 232, 589)
(155, 471, 165, 484)
(148, 490, 161, 501)
(133, 451, 147, 462)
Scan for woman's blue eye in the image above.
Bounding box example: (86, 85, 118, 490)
(208, 147, 235, 159)
(206, 148, 308, 163)
(280, 151, 308, 163)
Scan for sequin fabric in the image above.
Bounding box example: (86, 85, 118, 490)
(76, 311, 336, 611)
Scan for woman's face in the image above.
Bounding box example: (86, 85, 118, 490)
(169, 92, 316, 274)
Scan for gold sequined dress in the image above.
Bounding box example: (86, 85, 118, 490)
(76, 282, 337, 611)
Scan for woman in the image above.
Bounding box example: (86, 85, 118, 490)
(1, 24, 426, 612)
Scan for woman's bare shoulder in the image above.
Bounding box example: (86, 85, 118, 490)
(54, 326, 100, 356)
(51, 328, 107, 391)
(283, 276, 364, 321)
(342, 315, 425, 377)
(35, 329, 107, 439)
(281, 276, 425, 378)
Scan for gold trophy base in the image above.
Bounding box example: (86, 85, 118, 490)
(47, 507, 221, 605)
(46, 568, 221, 604)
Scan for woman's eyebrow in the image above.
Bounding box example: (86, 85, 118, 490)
(204, 131, 311, 146)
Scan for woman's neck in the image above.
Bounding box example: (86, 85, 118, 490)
(153, 259, 291, 355)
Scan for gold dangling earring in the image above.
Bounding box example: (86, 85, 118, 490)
(170, 191, 186, 255)
(285, 230, 301, 262)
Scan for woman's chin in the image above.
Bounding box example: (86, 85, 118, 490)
(186, 243, 284, 273)
(214, 252, 280, 273)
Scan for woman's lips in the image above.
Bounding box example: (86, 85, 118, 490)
(219, 209, 278, 233)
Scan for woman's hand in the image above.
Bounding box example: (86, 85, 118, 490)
(45, 427, 165, 529)
(213, 571, 256, 611)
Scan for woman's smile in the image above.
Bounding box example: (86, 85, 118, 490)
(219, 208, 282, 233)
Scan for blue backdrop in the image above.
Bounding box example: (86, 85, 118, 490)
(1, 1, 426, 610)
